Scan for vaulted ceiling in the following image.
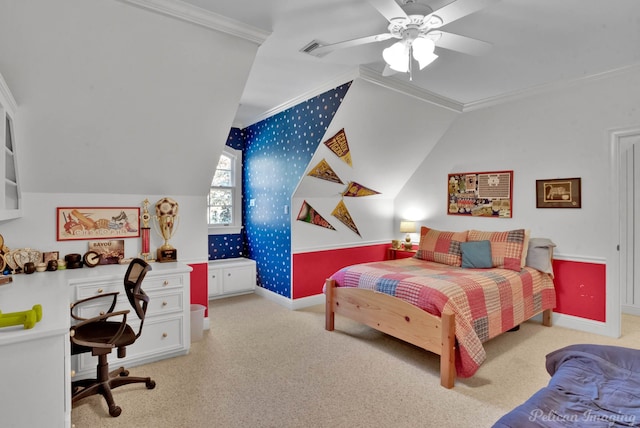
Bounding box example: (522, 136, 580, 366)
(182, 0, 640, 128)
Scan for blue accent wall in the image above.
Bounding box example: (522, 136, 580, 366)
(244, 83, 352, 297)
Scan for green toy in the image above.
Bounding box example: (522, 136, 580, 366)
(0, 304, 43, 329)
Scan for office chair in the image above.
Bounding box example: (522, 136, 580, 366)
(70, 258, 155, 417)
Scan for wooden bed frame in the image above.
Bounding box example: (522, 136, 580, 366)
(325, 278, 553, 388)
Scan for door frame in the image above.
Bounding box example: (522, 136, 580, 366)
(611, 126, 640, 334)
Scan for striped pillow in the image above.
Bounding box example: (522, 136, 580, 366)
(467, 229, 526, 271)
(416, 226, 468, 266)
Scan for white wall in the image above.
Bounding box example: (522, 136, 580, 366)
(395, 68, 640, 258)
(1, 192, 206, 264)
(0, 0, 258, 197)
(292, 78, 459, 251)
(0, 0, 260, 264)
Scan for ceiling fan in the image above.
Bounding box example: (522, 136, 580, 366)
(302, 0, 497, 80)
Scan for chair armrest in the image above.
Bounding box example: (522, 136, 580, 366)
(70, 309, 130, 349)
(70, 292, 119, 321)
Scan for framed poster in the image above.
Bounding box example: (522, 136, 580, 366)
(536, 178, 581, 208)
(447, 170, 513, 218)
(57, 207, 140, 241)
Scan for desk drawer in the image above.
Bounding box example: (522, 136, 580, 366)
(147, 291, 183, 317)
(142, 275, 183, 291)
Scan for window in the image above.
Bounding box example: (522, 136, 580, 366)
(208, 148, 242, 233)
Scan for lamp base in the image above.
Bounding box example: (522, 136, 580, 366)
(403, 242, 413, 250)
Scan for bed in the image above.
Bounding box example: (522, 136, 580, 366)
(493, 344, 640, 427)
(324, 227, 557, 388)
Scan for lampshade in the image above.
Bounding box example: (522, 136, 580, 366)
(382, 37, 438, 75)
(399, 221, 416, 234)
(412, 37, 438, 70)
(382, 41, 409, 73)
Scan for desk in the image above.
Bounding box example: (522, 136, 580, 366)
(0, 262, 192, 427)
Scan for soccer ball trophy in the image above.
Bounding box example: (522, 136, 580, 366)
(153, 197, 179, 262)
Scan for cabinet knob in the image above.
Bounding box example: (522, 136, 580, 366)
(162, 301, 167, 306)
(163, 280, 169, 286)
(70, 370, 76, 378)
(162, 332, 168, 338)
(227, 273, 231, 277)
(97, 288, 103, 294)
(100, 311, 105, 316)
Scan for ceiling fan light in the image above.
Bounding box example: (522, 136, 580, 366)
(412, 37, 438, 70)
(383, 41, 409, 73)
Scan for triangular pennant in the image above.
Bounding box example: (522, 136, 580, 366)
(307, 159, 343, 184)
(296, 201, 335, 230)
(342, 181, 381, 197)
(323, 128, 352, 167)
(331, 200, 361, 237)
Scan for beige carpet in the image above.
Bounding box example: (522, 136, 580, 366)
(71, 293, 640, 428)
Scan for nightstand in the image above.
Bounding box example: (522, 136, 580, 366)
(387, 247, 418, 260)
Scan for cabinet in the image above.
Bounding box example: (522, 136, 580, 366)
(71, 264, 190, 380)
(0, 71, 21, 220)
(208, 258, 256, 299)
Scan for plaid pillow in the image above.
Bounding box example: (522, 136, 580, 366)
(467, 229, 526, 271)
(415, 226, 468, 266)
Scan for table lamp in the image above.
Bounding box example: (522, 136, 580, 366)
(400, 221, 416, 250)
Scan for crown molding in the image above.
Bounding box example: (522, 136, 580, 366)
(118, 0, 270, 45)
(357, 66, 464, 112)
(463, 62, 640, 112)
(0, 71, 18, 112)
(238, 68, 361, 128)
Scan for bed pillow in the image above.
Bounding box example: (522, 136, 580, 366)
(467, 229, 526, 271)
(525, 237, 556, 276)
(415, 226, 468, 266)
(460, 240, 493, 268)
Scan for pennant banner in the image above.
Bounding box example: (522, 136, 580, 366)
(296, 201, 335, 230)
(342, 181, 381, 197)
(323, 128, 352, 167)
(332, 200, 360, 237)
(307, 159, 343, 184)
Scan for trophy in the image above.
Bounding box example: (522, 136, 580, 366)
(153, 197, 179, 262)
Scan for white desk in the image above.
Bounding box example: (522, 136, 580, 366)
(0, 262, 192, 427)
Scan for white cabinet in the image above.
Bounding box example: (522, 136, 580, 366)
(0, 71, 21, 220)
(71, 264, 191, 380)
(208, 258, 256, 299)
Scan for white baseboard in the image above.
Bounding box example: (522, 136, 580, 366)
(254, 287, 325, 310)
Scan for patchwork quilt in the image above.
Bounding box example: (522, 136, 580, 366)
(330, 257, 556, 377)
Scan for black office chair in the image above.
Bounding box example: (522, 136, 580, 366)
(70, 258, 155, 417)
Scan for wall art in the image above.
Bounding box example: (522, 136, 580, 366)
(536, 177, 581, 208)
(323, 128, 352, 166)
(448, 170, 513, 218)
(296, 201, 335, 230)
(57, 207, 140, 241)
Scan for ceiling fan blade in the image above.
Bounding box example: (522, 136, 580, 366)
(431, 31, 491, 56)
(368, 0, 409, 23)
(428, 0, 498, 28)
(308, 33, 393, 58)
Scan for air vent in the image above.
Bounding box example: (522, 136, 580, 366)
(300, 40, 324, 56)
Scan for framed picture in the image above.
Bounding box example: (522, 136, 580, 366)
(447, 170, 513, 218)
(536, 178, 581, 208)
(57, 207, 140, 241)
(88, 240, 125, 265)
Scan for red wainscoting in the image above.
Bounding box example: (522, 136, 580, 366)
(292, 244, 389, 299)
(293, 246, 607, 323)
(552, 259, 606, 322)
(188, 262, 209, 317)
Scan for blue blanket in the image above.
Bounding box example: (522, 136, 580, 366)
(493, 344, 640, 427)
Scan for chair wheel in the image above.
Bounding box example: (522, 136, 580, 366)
(109, 405, 122, 417)
(120, 370, 130, 377)
(146, 379, 156, 389)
